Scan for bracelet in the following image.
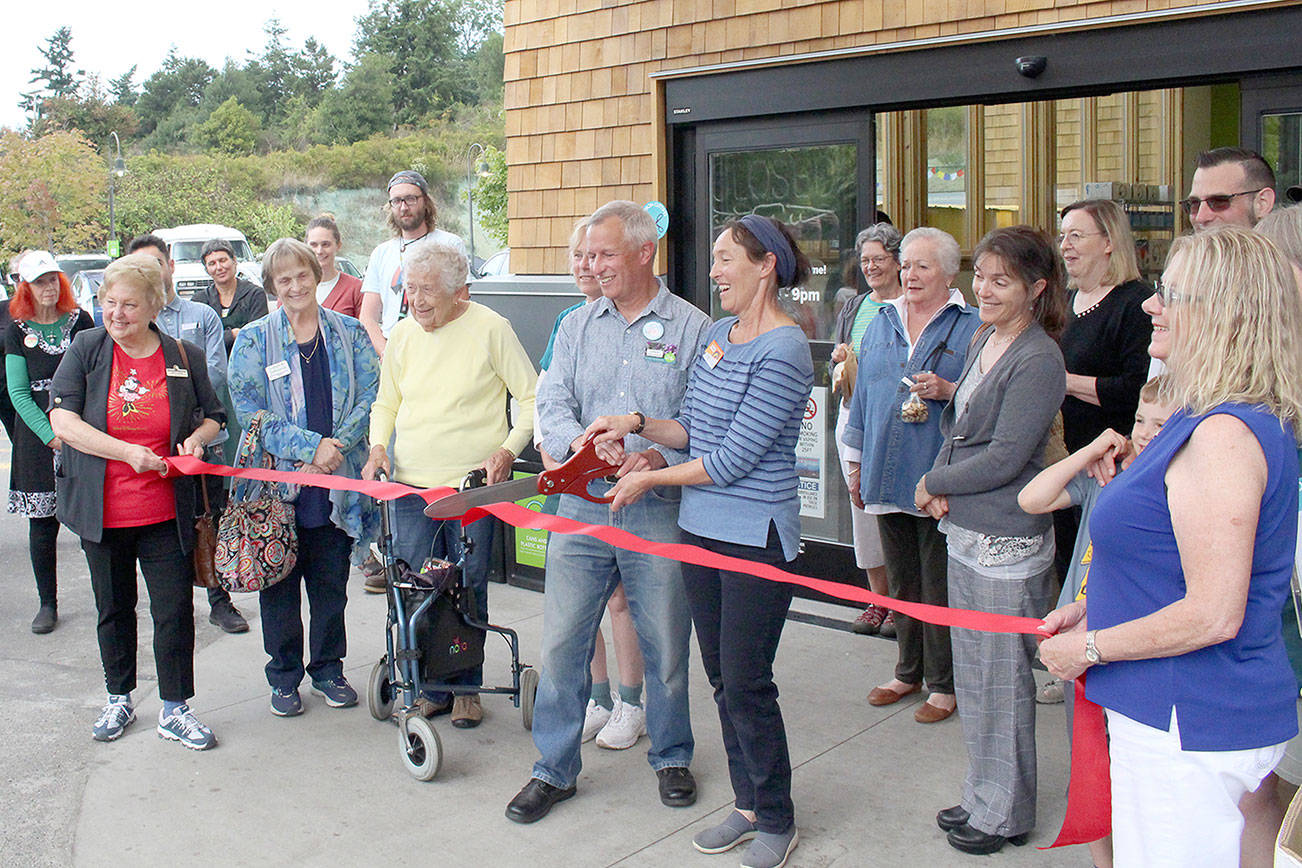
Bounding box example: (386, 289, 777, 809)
(630, 411, 646, 435)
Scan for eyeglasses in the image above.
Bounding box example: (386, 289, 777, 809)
(1152, 276, 1197, 306)
(1179, 189, 1265, 214)
(388, 195, 422, 209)
(861, 254, 894, 266)
(1056, 230, 1104, 246)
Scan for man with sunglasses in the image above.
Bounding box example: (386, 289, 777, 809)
(358, 170, 467, 356)
(1183, 147, 1276, 231)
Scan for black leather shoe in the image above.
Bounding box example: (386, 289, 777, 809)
(946, 822, 1029, 855)
(505, 778, 576, 824)
(936, 805, 970, 832)
(657, 766, 697, 807)
(31, 605, 57, 634)
(209, 600, 249, 634)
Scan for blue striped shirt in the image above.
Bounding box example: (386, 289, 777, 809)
(677, 318, 814, 560)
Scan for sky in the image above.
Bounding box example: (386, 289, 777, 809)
(2, 0, 372, 131)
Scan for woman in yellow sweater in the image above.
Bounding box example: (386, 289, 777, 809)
(362, 239, 537, 728)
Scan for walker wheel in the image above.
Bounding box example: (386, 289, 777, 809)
(400, 715, 442, 781)
(368, 657, 395, 721)
(520, 667, 540, 731)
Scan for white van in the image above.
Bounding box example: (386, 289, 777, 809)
(154, 224, 262, 297)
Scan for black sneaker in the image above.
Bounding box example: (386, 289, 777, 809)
(310, 677, 358, 708)
(209, 600, 249, 634)
(270, 687, 303, 717)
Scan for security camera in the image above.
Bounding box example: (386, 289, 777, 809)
(1016, 56, 1047, 78)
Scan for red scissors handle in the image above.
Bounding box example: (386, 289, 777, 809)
(538, 434, 622, 503)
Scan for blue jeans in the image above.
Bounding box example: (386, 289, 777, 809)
(391, 494, 494, 691)
(530, 490, 694, 789)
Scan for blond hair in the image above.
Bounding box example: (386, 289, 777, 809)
(1162, 227, 1302, 437)
(1138, 375, 1169, 406)
(568, 217, 589, 256)
(100, 252, 167, 313)
(1060, 199, 1142, 288)
(1254, 204, 1302, 270)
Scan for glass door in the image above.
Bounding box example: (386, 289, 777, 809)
(1241, 75, 1302, 199)
(688, 114, 874, 547)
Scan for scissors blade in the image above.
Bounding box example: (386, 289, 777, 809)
(422, 475, 543, 519)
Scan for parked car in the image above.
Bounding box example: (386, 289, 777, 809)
(478, 249, 511, 278)
(336, 256, 362, 279)
(58, 254, 111, 281)
(154, 224, 261, 297)
(71, 268, 106, 325)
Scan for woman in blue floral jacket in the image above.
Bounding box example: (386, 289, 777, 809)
(228, 238, 380, 718)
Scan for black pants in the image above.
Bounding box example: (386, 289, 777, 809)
(259, 523, 351, 690)
(682, 526, 794, 834)
(30, 516, 59, 607)
(877, 512, 954, 693)
(83, 521, 195, 701)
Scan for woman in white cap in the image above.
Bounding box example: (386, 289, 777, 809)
(5, 251, 93, 633)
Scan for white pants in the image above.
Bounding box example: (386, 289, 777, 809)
(833, 405, 885, 570)
(1107, 707, 1285, 867)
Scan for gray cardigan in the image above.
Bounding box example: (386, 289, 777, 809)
(925, 323, 1065, 537)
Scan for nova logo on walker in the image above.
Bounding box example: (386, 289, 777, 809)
(448, 636, 470, 655)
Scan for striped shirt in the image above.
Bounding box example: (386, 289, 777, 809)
(677, 317, 814, 560)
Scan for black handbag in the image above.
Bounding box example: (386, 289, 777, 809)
(399, 557, 485, 683)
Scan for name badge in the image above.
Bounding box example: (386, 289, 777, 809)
(182, 321, 198, 331)
(644, 342, 677, 364)
(266, 360, 291, 380)
(703, 340, 724, 369)
(165, 365, 189, 378)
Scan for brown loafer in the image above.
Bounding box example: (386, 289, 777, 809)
(867, 683, 921, 706)
(452, 694, 483, 728)
(914, 700, 956, 724)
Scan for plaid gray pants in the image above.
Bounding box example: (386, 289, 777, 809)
(948, 555, 1055, 837)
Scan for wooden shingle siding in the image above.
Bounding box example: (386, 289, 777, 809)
(504, 0, 1225, 274)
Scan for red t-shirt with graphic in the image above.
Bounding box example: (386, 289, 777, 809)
(103, 345, 176, 528)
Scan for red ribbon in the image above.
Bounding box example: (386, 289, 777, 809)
(164, 454, 1109, 846)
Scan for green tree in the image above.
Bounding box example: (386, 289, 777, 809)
(38, 77, 139, 146)
(19, 26, 85, 121)
(292, 37, 337, 104)
(196, 97, 261, 155)
(109, 66, 138, 106)
(135, 49, 216, 135)
(0, 130, 106, 255)
(311, 54, 396, 144)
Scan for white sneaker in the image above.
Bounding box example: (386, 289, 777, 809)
(596, 700, 646, 749)
(582, 698, 613, 743)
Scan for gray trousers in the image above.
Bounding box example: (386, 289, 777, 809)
(948, 556, 1055, 837)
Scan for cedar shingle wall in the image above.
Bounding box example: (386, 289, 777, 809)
(504, 0, 1226, 274)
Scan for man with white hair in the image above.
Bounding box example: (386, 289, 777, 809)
(505, 201, 711, 824)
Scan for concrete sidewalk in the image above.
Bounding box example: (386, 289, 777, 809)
(28, 569, 1085, 867)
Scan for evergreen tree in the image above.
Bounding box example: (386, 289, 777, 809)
(109, 66, 138, 106)
(19, 26, 85, 121)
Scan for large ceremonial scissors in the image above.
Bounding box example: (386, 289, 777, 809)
(423, 434, 622, 519)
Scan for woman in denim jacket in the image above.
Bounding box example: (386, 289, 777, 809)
(841, 227, 980, 726)
(228, 238, 380, 718)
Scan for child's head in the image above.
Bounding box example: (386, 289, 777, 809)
(1132, 376, 1175, 454)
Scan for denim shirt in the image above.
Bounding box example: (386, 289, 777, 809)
(156, 295, 227, 396)
(228, 307, 381, 563)
(840, 296, 979, 512)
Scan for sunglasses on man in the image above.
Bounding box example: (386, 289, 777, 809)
(1179, 188, 1266, 214)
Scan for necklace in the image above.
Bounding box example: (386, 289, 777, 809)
(989, 320, 1031, 348)
(299, 331, 322, 363)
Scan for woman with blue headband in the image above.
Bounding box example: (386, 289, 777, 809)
(586, 214, 814, 868)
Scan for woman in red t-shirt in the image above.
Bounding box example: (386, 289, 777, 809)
(306, 215, 364, 318)
(49, 252, 225, 750)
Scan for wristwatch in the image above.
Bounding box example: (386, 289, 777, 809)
(630, 411, 646, 435)
(1084, 630, 1106, 666)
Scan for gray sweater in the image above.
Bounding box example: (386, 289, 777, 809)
(925, 324, 1066, 537)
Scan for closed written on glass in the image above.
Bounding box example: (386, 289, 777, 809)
(709, 143, 858, 342)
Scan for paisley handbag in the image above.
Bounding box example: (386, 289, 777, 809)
(214, 412, 297, 593)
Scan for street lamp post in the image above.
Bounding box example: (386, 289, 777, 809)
(466, 142, 491, 275)
(107, 131, 127, 258)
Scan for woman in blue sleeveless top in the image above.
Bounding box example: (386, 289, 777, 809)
(1040, 227, 1302, 867)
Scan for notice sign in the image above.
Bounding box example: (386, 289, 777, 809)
(512, 471, 550, 569)
(796, 386, 827, 518)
